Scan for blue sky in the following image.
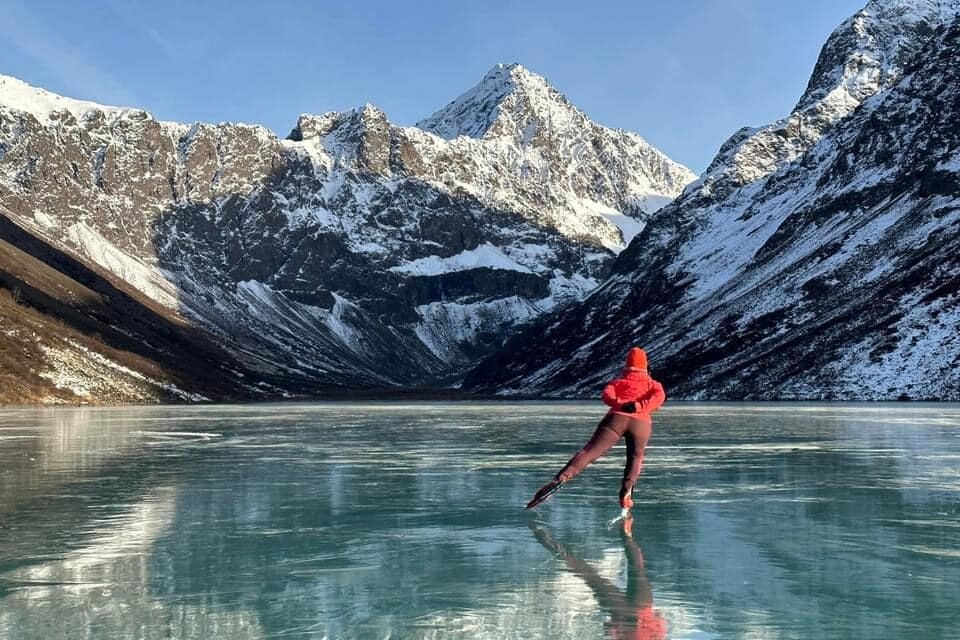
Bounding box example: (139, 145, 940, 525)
(0, 0, 864, 173)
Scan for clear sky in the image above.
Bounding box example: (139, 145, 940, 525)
(0, 0, 865, 173)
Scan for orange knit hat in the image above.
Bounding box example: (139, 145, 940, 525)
(625, 347, 647, 370)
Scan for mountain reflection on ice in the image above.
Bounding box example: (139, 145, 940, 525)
(0, 403, 958, 639)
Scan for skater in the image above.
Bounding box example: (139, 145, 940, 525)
(527, 347, 666, 509)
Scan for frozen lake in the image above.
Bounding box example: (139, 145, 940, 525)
(1, 402, 958, 639)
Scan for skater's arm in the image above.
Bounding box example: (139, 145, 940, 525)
(639, 382, 666, 414)
(605, 382, 641, 413)
(602, 382, 622, 408)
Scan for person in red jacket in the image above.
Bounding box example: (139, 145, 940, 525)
(527, 347, 666, 509)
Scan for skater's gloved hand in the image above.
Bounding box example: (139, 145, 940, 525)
(620, 401, 637, 413)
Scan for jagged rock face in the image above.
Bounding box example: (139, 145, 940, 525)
(698, 0, 958, 195)
(464, 3, 960, 400)
(0, 66, 693, 395)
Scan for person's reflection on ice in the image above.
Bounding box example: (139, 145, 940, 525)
(530, 518, 667, 640)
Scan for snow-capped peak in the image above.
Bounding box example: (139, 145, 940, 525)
(796, 0, 959, 113)
(410, 62, 696, 236)
(358, 102, 386, 120)
(415, 62, 585, 141)
(0, 73, 131, 123)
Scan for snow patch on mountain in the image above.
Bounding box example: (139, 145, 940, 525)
(283, 204, 337, 230)
(820, 293, 960, 400)
(413, 296, 543, 361)
(389, 243, 533, 275)
(546, 271, 599, 301)
(62, 222, 180, 309)
(323, 293, 364, 351)
(572, 198, 647, 251)
(39, 339, 208, 402)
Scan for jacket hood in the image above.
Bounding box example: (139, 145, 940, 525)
(625, 347, 647, 371)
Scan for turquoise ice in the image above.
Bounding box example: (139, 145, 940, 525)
(1, 403, 958, 639)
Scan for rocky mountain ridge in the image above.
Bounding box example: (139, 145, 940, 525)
(0, 65, 693, 402)
(465, 0, 960, 400)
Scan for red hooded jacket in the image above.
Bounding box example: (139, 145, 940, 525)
(602, 369, 666, 419)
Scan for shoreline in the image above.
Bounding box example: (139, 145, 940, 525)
(1, 394, 956, 408)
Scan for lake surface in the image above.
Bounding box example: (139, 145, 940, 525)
(0, 402, 958, 639)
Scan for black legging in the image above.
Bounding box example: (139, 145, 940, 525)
(556, 413, 652, 496)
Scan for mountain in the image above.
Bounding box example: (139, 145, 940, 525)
(0, 66, 694, 402)
(464, 0, 960, 400)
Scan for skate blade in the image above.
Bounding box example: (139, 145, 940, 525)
(606, 507, 631, 529)
(526, 482, 563, 509)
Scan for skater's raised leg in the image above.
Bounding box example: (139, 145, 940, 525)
(556, 414, 629, 482)
(527, 415, 629, 509)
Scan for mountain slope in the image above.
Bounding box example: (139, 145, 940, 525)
(0, 208, 280, 403)
(464, 1, 960, 400)
(0, 64, 694, 401)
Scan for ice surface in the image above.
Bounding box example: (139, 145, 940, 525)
(0, 402, 958, 639)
